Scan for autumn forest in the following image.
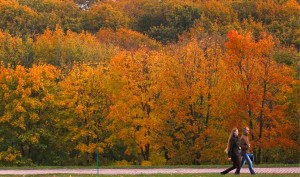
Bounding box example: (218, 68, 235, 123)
(0, 0, 299, 166)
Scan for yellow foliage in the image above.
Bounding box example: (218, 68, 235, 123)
(150, 152, 166, 166)
(29, 134, 39, 144)
(0, 114, 11, 123)
(0, 147, 20, 162)
(4, 153, 17, 162)
(113, 160, 132, 166)
(29, 113, 39, 121)
(75, 143, 100, 154)
(15, 105, 26, 113)
(141, 160, 152, 166)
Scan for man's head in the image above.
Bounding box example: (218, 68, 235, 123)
(242, 127, 250, 136)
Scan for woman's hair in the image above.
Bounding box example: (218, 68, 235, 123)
(224, 127, 238, 153)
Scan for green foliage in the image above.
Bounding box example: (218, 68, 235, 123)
(148, 25, 178, 44)
(84, 3, 129, 33)
(150, 152, 167, 166)
(0, 65, 61, 166)
(232, 0, 300, 49)
(33, 26, 117, 67)
(0, 31, 29, 67)
(194, 1, 238, 35)
(0, 0, 39, 37)
(96, 28, 161, 51)
(273, 49, 300, 78)
(17, 0, 83, 33)
(154, 4, 200, 43)
(132, 1, 200, 43)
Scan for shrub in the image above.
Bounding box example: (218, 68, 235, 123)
(113, 160, 132, 166)
(141, 160, 152, 166)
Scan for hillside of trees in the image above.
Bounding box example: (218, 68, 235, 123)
(0, 0, 299, 166)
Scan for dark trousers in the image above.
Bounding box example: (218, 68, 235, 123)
(221, 156, 241, 174)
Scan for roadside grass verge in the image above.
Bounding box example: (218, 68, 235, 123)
(0, 164, 299, 170)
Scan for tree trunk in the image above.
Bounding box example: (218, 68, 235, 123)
(257, 79, 267, 164)
(141, 143, 150, 161)
(145, 143, 150, 161)
(205, 92, 211, 127)
(249, 112, 257, 164)
(257, 55, 270, 164)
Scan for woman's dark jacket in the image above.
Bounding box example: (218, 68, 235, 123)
(228, 136, 240, 158)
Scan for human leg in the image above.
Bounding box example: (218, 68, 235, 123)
(221, 165, 236, 174)
(221, 158, 237, 175)
(241, 156, 246, 167)
(248, 153, 254, 162)
(233, 157, 241, 174)
(243, 153, 255, 174)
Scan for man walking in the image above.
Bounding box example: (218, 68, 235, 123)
(240, 127, 255, 175)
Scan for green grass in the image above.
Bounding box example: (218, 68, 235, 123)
(0, 164, 299, 170)
(1, 174, 300, 177)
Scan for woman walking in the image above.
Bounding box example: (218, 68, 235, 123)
(221, 128, 241, 175)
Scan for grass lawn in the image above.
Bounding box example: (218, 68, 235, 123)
(0, 164, 299, 170)
(1, 174, 300, 177)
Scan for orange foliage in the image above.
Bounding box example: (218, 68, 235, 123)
(107, 49, 170, 161)
(224, 30, 296, 163)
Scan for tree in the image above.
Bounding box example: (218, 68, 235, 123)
(83, 2, 129, 33)
(0, 31, 32, 67)
(107, 49, 169, 162)
(224, 30, 297, 163)
(116, 0, 200, 43)
(18, 0, 84, 33)
(272, 47, 300, 163)
(57, 64, 110, 165)
(196, 0, 237, 35)
(0, 0, 39, 37)
(96, 28, 161, 51)
(162, 36, 226, 164)
(232, 0, 300, 50)
(33, 26, 116, 68)
(0, 64, 60, 165)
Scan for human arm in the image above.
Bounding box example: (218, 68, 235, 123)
(240, 136, 249, 151)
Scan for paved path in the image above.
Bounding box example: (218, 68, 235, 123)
(0, 167, 299, 175)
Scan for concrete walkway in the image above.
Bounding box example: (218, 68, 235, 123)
(0, 167, 299, 175)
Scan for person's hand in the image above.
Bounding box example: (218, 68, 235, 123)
(228, 157, 231, 161)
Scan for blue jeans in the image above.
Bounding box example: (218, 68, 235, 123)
(241, 153, 255, 174)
